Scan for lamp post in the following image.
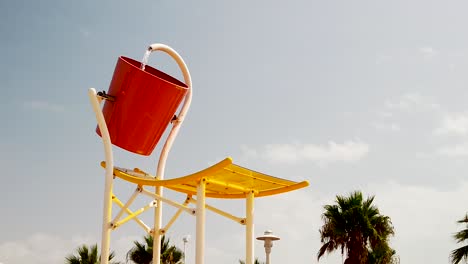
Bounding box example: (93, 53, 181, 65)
(182, 235, 190, 264)
(256, 230, 280, 264)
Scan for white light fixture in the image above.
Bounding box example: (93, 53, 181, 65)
(256, 230, 280, 264)
(182, 235, 191, 264)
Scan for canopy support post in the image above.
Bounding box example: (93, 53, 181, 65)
(246, 191, 255, 264)
(196, 178, 206, 264)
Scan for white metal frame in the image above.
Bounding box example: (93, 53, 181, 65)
(89, 43, 257, 264)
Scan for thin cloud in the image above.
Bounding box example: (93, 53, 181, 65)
(434, 112, 468, 136)
(384, 93, 440, 112)
(375, 53, 393, 65)
(242, 141, 370, 165)
(373, 122, 401, 132)
(419, 46, 437, 59)
(368, 181, 468, 263)
(79, 27, 90, 38)
(436, 142, 468, 157)
(264, 143, 302, 163)
(22, 101, 64, 113)
(377, 111, 394, 118)
(0, 233, 75, 264)
(378, 93, 440, 137)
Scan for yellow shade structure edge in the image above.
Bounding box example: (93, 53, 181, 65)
(100, 157, 233, 187)
(100, 157, 310, 199)
(166, 180, 309, 199)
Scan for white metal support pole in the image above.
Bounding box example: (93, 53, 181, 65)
(183, 241, 187, 264)
(183, 235, 190, 264)
(146, 43, 192, 264)
(265, 241, 272, 264)
(246, 191, 255, 264)
(88, 88, 114, 264)
(153, 184, 163, 263)
(196, 178, 206, 264)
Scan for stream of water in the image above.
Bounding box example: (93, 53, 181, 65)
(140, 49, 151, 71)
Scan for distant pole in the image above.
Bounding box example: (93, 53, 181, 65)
(256, 230, 280, 264)
(183, 235, 190, 264)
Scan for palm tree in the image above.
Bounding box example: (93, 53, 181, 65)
(317, 191, 395, 264)
(450, 214, 468, 264)
(65, 244, 120, 264)
(367, 244, 396, 264)
(126, 234, 184, 264)
(238, 258, 264, 264)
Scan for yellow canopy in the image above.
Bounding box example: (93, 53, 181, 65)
(101, 157, 309, 199)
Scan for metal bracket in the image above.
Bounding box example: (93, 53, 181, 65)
(170, 114, 179, 124)
(97, 91, 116, 102)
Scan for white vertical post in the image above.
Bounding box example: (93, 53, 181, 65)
(183, 240, 187, 264)
(100, 167, 113, 264)
(196, 178, 206, 264)
(265, 241, 272, 264)
(88, 88, 113, 264)
(153, 185, 163, 263)
(183, 235, 190, 264)
(246, 191, 255, 264)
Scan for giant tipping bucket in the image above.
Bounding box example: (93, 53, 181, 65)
(97, 45, 190, 155)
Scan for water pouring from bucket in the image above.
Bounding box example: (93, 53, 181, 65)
(140, 48, 152, 71)
(96, 44, 191, 156)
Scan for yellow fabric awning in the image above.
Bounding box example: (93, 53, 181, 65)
(101, 157, 309, 199)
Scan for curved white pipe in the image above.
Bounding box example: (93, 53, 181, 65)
(147, 43, 192, 178)
(146, 43, 192, 264)
(88, 88, 114, 264)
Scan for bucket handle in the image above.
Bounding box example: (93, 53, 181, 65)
(147, 43, 192, 124)
(147, 44, 192, 89)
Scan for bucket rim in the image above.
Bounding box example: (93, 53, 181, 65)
(119, 56, 189, 90)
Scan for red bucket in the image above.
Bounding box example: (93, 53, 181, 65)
(97, 56, 188, 155)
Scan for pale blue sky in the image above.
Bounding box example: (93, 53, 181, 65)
(1, 1, 468, 263)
